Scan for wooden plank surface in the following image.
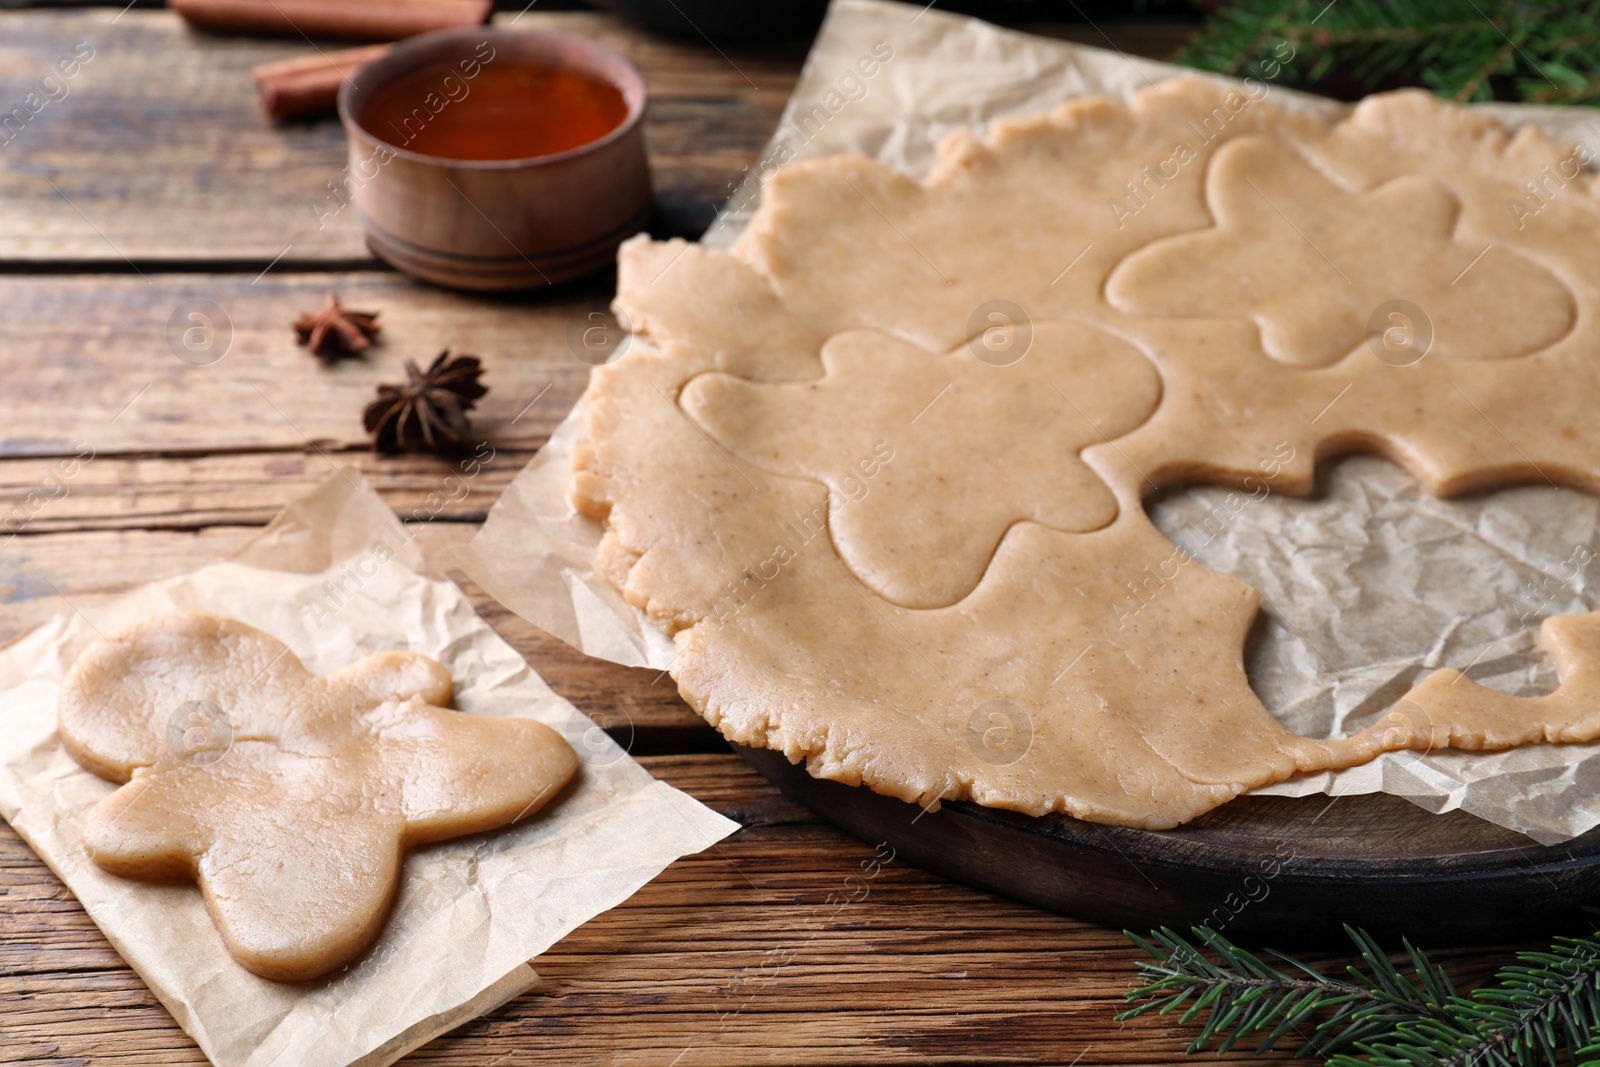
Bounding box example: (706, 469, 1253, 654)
(0, 754, 1291, 1067)
(0, 9, 802, 263)
(0, 5, 1533, 1066)
(0, 271, 605, 457)
(0, 448, 535, 533)
(0, 753, 1526, 1067)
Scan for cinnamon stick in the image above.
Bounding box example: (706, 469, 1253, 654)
(252, 44, 391, 120)
(170, 0, 491, 41)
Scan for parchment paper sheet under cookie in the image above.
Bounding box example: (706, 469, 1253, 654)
(0, 470, 737, 1067)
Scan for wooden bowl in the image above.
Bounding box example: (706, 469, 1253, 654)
(338, 27, 652, 291)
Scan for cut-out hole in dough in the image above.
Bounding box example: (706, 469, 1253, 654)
(1147, 453, 1599, 740)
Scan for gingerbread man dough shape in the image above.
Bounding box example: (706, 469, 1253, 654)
(59, 612, 578, 982)
(1104, 133, 1573, 368)
(680, 322, 1160, 607)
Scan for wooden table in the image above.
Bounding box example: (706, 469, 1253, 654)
(0, 7, 1522, 1065)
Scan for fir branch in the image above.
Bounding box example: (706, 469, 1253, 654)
(1117, 924, 1454, 1057)
(1174, 0, 1600, 105)
(1330, 936, 1600, 1067)
(1121, 918, 1600, 1066)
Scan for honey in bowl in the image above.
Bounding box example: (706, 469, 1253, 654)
(360, 56, 630, 162)
(338, 27, 651, 290)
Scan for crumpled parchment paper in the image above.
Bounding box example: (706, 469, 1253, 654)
(0, 469, 737, 1067)
(457, 0, 1600, 845)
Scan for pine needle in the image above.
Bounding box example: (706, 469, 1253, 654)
(1120, 917, 1600, 1065)
(1174, 0, 1600, 104)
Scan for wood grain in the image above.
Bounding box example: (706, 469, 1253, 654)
(0, 753, 1294, 1067)
(0, 447, 532, 532)
(0, 754, 1530, 1066)
(0, 271, 604, 457)
(0, 6, 1541, 1066)
(0, 9, 801, 264)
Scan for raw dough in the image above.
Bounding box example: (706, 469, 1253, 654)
(1104, 134, 1573, 368)
(59, 612, 578, 981)
(679, 323, 1160, 607)
(573, 77, 1600, 829)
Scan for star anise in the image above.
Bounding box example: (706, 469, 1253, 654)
(294, 291, 380, 362)
(363, 350, 488, 454)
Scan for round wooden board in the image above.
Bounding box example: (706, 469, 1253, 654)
(734, 744, 1600, 946)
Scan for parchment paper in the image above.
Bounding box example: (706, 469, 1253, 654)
(0, 469, 737, 1067)
(458, 0, 1600, 845)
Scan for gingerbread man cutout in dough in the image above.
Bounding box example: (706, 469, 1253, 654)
(1105, 134, 1573, 368)
(681, 322, 1161, 608)
(58, 612, 578, 982)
